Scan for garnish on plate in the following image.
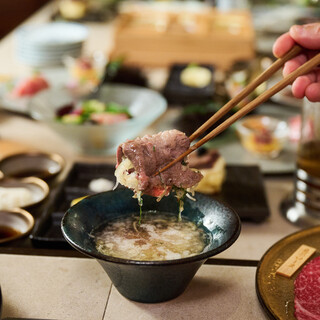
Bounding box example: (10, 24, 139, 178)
(56, 99, 132, 125)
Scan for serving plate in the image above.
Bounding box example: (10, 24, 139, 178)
(256, 226, 320, 320)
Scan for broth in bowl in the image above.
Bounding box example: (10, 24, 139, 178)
(94, 211, 210, 261)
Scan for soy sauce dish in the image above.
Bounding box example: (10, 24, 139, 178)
(61, 189, 240, 303)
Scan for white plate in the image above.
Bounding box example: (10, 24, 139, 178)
(15, 22, 88, 48)
(0, 70, 68, 114)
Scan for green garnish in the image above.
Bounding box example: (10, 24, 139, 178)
(183, 101, 222, 116)
(105, 102, 131, 117)
(56, 99, 132, 124)
(137, 192, 143, 225)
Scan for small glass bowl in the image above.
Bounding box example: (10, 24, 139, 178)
(235, 115, 289, 159)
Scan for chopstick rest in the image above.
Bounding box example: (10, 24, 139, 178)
(276, 244, 316, 278)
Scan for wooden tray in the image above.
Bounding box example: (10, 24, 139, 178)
(111, 9, 255, 70)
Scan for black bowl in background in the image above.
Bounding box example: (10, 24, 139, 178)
(61, 189, 241, 303)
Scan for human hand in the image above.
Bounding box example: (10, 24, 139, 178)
(273, 23, 320, 102)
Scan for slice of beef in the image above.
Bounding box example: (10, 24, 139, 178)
(294, 256, 320, 320)
(116, 129, 203, 196)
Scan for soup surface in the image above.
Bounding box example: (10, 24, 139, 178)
(94, 212, 209, 261)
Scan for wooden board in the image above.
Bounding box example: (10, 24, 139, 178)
(111, 9, 255, 70)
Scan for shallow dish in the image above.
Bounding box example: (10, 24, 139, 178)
(29, 84, 167, 155)
(0, 208, 34, 244)
(0, 177, 49, 210)
(256, 225, 320, 320)
(0, 152, 64, 181)
(61, 188, 241, 303)
(235, 115, 289, 159)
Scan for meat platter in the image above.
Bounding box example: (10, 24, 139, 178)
(256, 225, 320, 319)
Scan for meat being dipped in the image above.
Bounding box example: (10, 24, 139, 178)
(115, 129, 203, 218)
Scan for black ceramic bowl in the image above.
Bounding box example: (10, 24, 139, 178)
(61, 189, 241, 303)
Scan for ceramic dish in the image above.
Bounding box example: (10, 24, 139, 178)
(0, 177, 49, 210)
(0, 208, 35, 244)
(61, 189, 241, 303)
(0, 152, 64, 181)
(15, 22, 88, 48)
(256, 225, 320, 320)
(235, 115, 289, 159)
(29, 84, 167, 155)
(15, 22, 87, 66)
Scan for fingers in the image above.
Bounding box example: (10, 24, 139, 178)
(283, 54, 307, 76)
(290, 23, 320, 50)
(305, 83, 320, 102)
(292, 74, 316, 99)
(274, 23, 320, 102)
(272, 32, 296, 58)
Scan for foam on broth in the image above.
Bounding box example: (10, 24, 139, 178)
(94, 211, 210, 261)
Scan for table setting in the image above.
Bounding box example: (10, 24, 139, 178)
(0, 1, 319, 319)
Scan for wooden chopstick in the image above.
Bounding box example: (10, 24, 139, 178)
(156, 49, 320, 175)
(189, 45, 303, 142)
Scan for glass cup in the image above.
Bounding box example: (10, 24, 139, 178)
(281, 98, 320, 227)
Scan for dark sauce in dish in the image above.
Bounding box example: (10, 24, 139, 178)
(0, 226, 21, 240)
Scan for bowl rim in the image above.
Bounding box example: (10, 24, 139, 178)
(0, 207, 35, 244)
(61, 190, 241, 266)
(0, 151, 65, 180)
(29, 83, 168, 128)
(0, 176, 50, 209)
(236, 114, 288, 129)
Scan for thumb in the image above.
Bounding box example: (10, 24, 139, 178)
(290, 23, 320, 50)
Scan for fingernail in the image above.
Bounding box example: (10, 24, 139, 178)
(290, 25, 303, 37)
(291, 23, 319, 37)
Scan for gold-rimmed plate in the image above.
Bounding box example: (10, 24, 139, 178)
(256, 226, 320, 319)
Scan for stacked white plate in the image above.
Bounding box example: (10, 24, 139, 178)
(15, 22, 88, 67)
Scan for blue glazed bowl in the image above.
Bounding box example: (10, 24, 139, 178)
(61, 189, 241, 303)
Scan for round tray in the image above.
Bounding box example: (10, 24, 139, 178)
(256, 226, 320, 319)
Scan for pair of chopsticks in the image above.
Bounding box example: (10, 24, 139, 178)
(157, 45, 320, 175)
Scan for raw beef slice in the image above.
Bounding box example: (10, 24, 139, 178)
(294, 255, 320, 320)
